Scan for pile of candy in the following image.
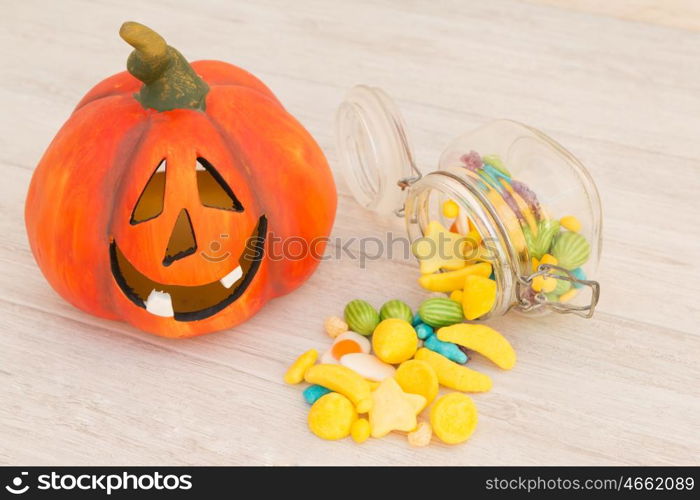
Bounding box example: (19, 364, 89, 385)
(415, 152, 592, 311)
(284, 297, 516, 446)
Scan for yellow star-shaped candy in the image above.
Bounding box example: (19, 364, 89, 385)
(413, 221, 468, 274)
(369, 377, 426, 438)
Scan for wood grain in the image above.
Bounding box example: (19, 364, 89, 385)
(528, 0, 700, 31)
(1, 0, 699, 465)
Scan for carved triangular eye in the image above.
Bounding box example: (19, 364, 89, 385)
(131, 159, 166, 224)
(196, 157, 244, 212)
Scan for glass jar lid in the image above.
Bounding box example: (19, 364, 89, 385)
(335, 85, 421, 214)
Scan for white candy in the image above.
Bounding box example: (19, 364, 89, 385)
(340, 353, 395, 381)
(333, 331, 371, 354)
(321, 331, 372, 365)
(320, 349, 340, 365)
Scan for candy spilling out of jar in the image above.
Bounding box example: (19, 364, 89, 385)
(284, 298, 516, 446)
(414, 151, 592, 314)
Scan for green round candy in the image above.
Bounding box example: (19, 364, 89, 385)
(552, 231, 590, 270)
(344, 299, 380, 336)
(379, 299, 413, 323)
(552, 275, 572, 295)
(418, 298, 464, 328)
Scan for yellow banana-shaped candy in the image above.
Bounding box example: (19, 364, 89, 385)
(305, 364, 373, 413)
(414, 348, 492, 393)
(417, 262, 492, 292)
(437, 324, 516, 370)
(283, 349, 318, 384)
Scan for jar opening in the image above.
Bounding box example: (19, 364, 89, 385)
(404, 171, 518, 319)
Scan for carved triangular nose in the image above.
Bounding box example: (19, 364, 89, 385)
(163, 209, 197, 266)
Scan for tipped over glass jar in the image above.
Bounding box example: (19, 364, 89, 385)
(335, 85, 601, 320)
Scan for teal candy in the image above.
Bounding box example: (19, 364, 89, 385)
(303, 385, 332, 405)
(571, 267, 587, 289)
(477, 168, 501, 190)
(412, 313, 422, 327)
(424, 334, 468, 364)
(415, 323, 434, 340)
(482, 154, 512, 177)
(483, 163, 511, 182)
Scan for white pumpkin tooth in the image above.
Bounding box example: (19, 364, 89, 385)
(145, 290, 174, 317)
(220, 265, 243, 288)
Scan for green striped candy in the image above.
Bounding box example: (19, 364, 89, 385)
(552, 275, 572, 295)
(379, 299, 413, 323)
(552, 231, 590, 270)
(344, 299, 380, 336)
(418, 298, 464, 328)
(523, 219, 560, 260)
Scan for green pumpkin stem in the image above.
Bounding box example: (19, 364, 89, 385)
(119, 21, 209, 112)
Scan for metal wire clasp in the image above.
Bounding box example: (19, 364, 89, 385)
(394, 160, 422, 217)
(515, 264, 600, 318)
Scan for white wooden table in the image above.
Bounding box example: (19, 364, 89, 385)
(1, 0, 699, 465)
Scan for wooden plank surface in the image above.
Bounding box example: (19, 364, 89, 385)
(1, 0, 699, 465)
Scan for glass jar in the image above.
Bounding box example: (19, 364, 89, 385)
(335, 85, 601, 319)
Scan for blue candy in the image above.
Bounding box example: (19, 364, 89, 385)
(303, 385, 332, 405)
(411, 313, 422, 327)
(482, 163, 511, 181)
(415, 323, 434, 340)
(424, 334, 468, 364)
(571, 267, 587, 289)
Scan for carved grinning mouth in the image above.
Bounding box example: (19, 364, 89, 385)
(110, 215, 267, 321)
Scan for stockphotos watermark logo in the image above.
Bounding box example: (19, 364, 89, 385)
(3, 471, 192, 495)
(4, 472, 29, 495)
(198, 230, 493, 269)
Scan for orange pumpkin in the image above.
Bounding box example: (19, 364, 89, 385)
(25, 22, 336, 337)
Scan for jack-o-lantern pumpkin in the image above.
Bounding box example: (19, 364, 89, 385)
(25, 22, 337, 338)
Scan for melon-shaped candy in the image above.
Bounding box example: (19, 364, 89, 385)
(552, 275, 572, 295)
(418, 298, 464, 328)
(379, 299, 413, 323)
(344, 299, 380, 336)
(522, 219, 560, 260)
(551, 231, 590, 270)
